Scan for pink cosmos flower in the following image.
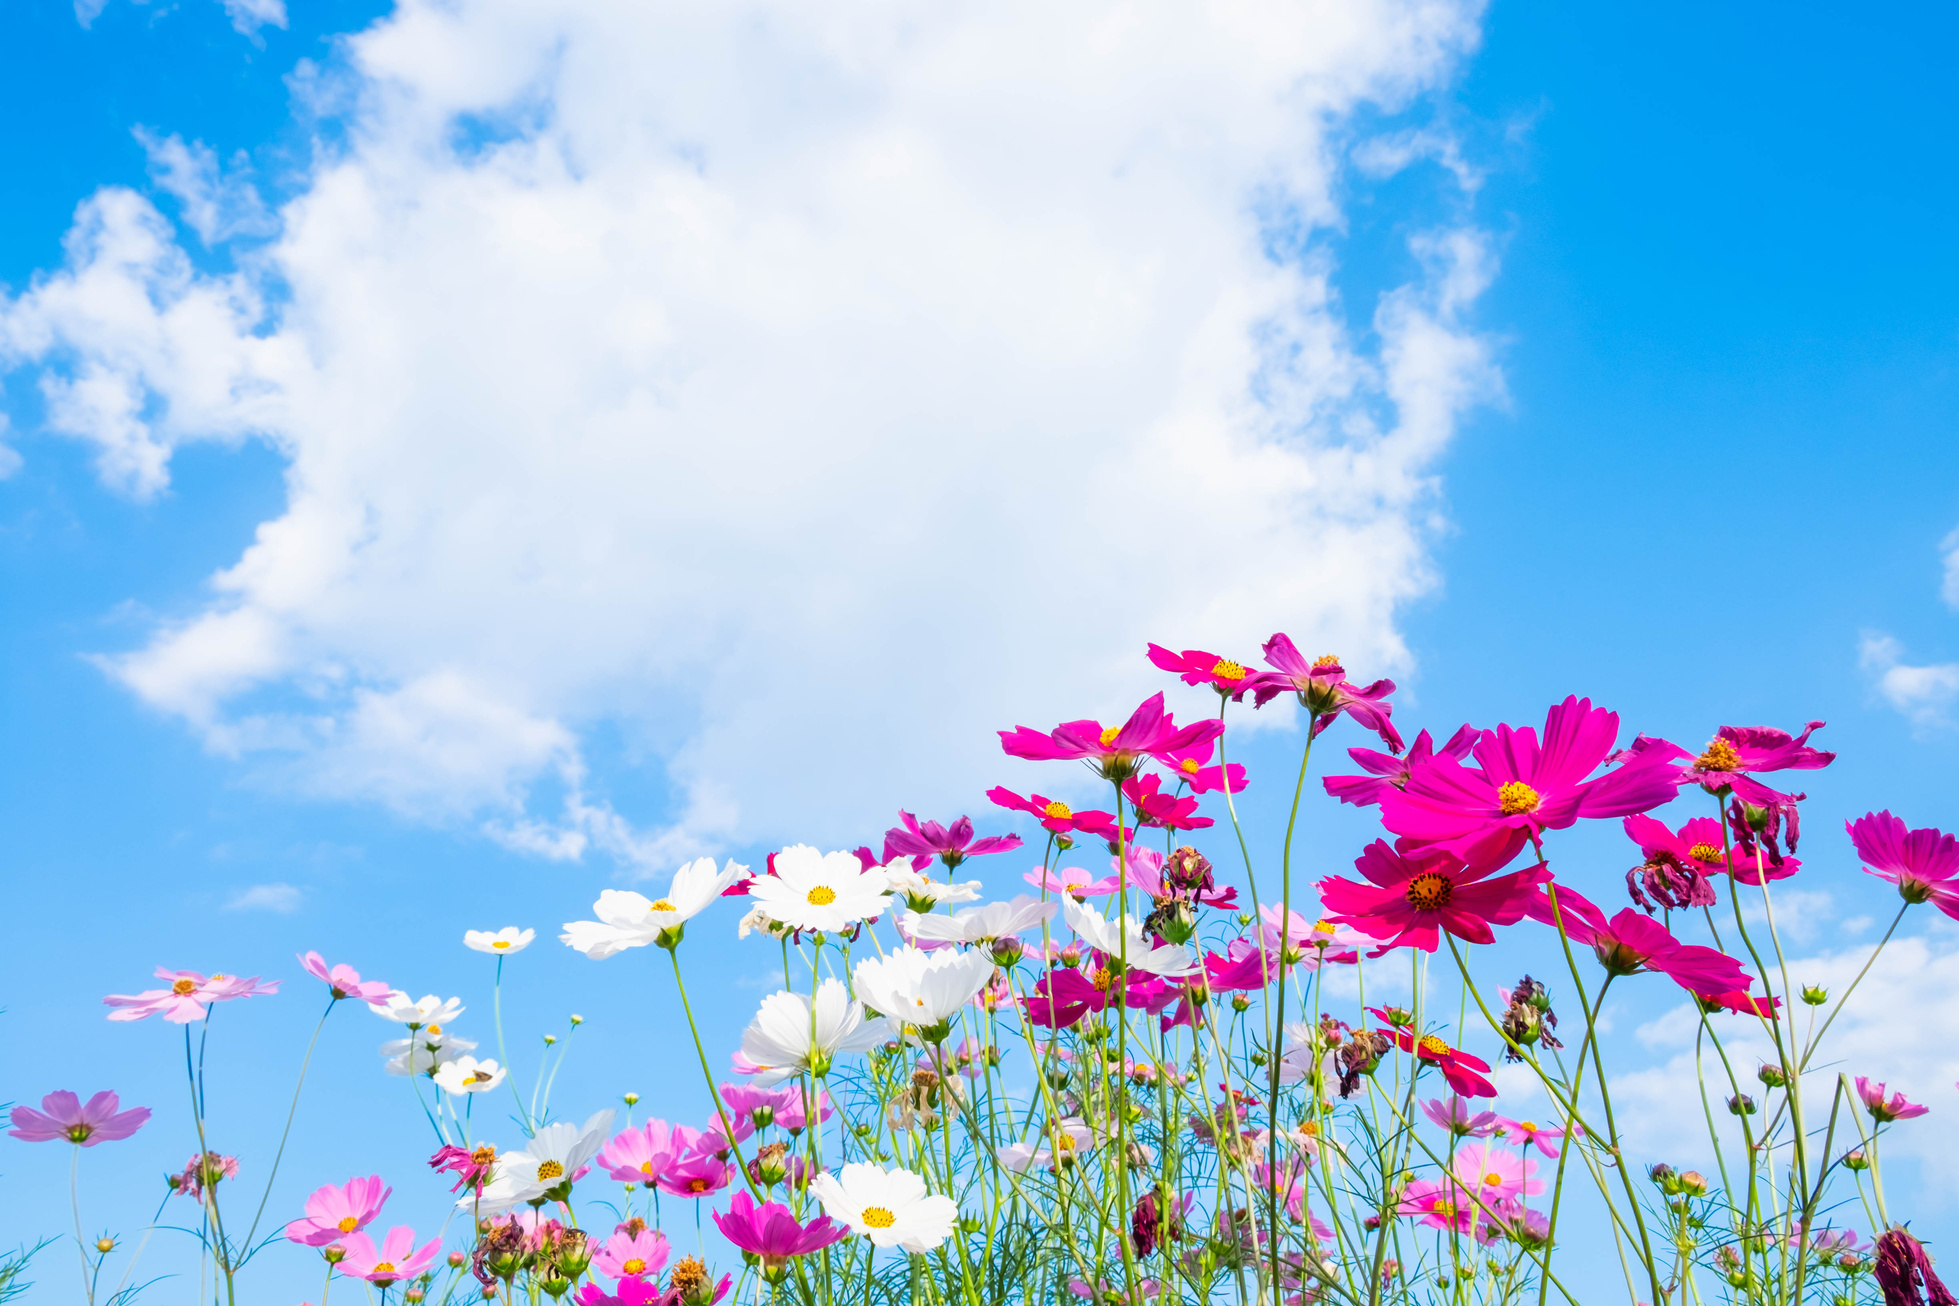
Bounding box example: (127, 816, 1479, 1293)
(770, 1088, 832, 1134)
(657, 1152, 734, 1199)
(1526, 884, 1748, 1001)
(1450, 1145, 1542, 1204)
(1367, 1011, 1496, 1097)
(1848, 811, 1959, 918)
(430, 1143, 497, 1194)
(8, 1090, 150, 1146)
(710, 1189, 846, 1274)
(1624, 813, 1799, 899)
(1318, 841, 1549, 953)
(1324, 725, 1478, 808)
(104, 968, 279, 1023)
(1397, 1179, 1508, 1239)
(1421, 1097, 1498, 1138)
(1203, 940, 1277, 993)
(1153, 739, 1247, 795)
(575, 1276, 662, 1306)
(1378, 697, 1681, 871)
(985, 787, 1117, 837)
(1146, 643, 1264, 700)
(1255, 904, 1357, 965)
(1657, 721, 1835, 805)
(174, 1152, 240, 1199)
(284, 1176, 392, 1245)
(1250, 635, 1404, 752)
(1855, 1077, 1928, 1123)
(999, 692, 1224, 781)
(1122, 774, 1212, 831)
(592, 1226, 672, 1280)
(880, 812, 1022, 871)
(596, 1120, 700, 1186)
(1495, 1117, 1572, 1158)
(1024, 865, 1118, 899)
(297, 952, 391, 1004)
(336, 1225, 441, 1287)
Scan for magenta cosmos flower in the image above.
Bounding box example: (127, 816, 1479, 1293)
(1154, 739, 1246, 795)
(1145, 643, 1264, 701)
(1121, 775, 1212, 832)
(658, 1152, 734, 1199)
(1317, 841, 1548, 953)
(8, 1090, 150, 1146)
(285, 1175, 392, 1245)
(1848, 811, 1959, 918)
(1526, 885, 1749, 1001)
(1367, 1011, 1496, 1097)
(1664, 721, 1835, 805)
(985, 787, 1117, 837)
(999, 692, 1223, 781)
(711, 1189, 846, 1277)
(337, 1225, 441, 1286)
(298, 952, 391, 1004)
(1855, 1077, 1928, 1123)
(1378, 697, 1680, 871)
(104, 968, 279, 1023)
(1625, 814, 1798, 890)
(880, 811, 1022, 871)
(1324, 725, 1476, 808)
(1250, 634, 1404, 752)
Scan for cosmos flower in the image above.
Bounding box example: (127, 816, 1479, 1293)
(903, 895, 1056, 946)
(433, 1056, 507, 1095)
(1366, 1010, 1496, 1098)
(999, 692, 1224, 781)
(1526, 884, 1750, 1001)
(1623, 814, 1798, 904)
(1317, 840, 1549, 952)
(881, 811, 1022, 871)
(468, 1110, 616, 1212)
(465, 927, 536, 955)
(1023, 965, 1170, 1029)
(1121, 773, 1213, 831)
(103, 969, 279, 1023)
(1855, 1077, 1928, 1123)
(1494, 1117, 1572, 1158)
(1023, 864, 1119, 899)
(561, 859, 748, 958)
(711, 1190, 846, 1277)
(657, 1152, 735, 1199)
(368, 992, 465, 1026)
(1422, 1097, 1499, 1139)
(1153, 738, 1247, 795)
(1062, 895, 1196, 977)
(8, 1090, 150, 1146)
(1450, 1145, 1543, 1205)
(1323, 725, 1478, 808)
(594, 1120, 701, 1186)
(1378, 697, 1681, 871)
(852, 945, 997, 1037)
(283, 1176, 392, 1246)
(1250, 635, 1404, 752)
(336, 1226, 442, 1287)
(298, 953, 391, 1004)
(739, 981, 889, 1084)
(1653, 721, 1835, 805)
(590, 1226, 671, 1281)
(1145, 643, 1265, 700)
(882, 866, 984, 915)
(746, 847, 892, 934)
(1848, 811, 1959, 919)
(809, 1163, 957, 1253)
(381, 1030, 477, 1077)
(985, 787, 1118, 837)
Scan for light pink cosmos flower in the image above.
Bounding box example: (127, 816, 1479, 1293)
(711, 1189, 846, 1277)
(8, 1090, 150, 1146)
(1379, 697, 1681, 871)
(1848, 811, 1959, 919)
(336, 1225, 441, 1286)
(591, 1225, 671, 1280)
(1421, 1096, 1498, 1138)
(595, 1120, 700, 1186)
(999, 692, 1224, 781)
(1451, 1145, 1542, 1204)
(1023, 864, 1118, 899)
(1397, 1179, 1508, 1239)
(1324, 726, 1478, 808)
(174, 1152, 240, 1199)
(1250, 635, 1404, 753)
(298, 952, 392, 1004)
(1495, 1116, 1572, 1158)
(284, 1176, 392, 1245)
(1319, 841, 1549, 953)
(1855, 1077, 1928, 1123)
(104, 968, 279, 1023)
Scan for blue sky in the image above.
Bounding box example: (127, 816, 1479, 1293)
(4, 0, 1958, 1299)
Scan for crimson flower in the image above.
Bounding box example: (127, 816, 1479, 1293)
(299, 952, 391, 1004)
(1377, 696, 1680, 871)
(1848, 810, 1959, 920)
(1525, 884, 1751, 1002)
(1122, 774, 1212, 831)
(880, 811, 1021, 871)
(1250, 634, 1404, 753)
(8, 1090, 150, 1146)
(1317, 841, 1547, 953)
(710, 1190, 846, 1278)
(1154, 738, 1246, 795)
(1000, 693, 1224, 781)
(1024, 966, 1170, 1029)
(1145, 643, 1263, 700)
(1625, 814, 1799, 890)
(985, 787, 1116, 837)
(1324, 725, 1476, 808)
(1366, 1009, 1495, 1097)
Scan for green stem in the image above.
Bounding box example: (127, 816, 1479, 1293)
(242, 998, 337, 1252)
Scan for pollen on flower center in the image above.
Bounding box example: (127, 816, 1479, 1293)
(535, 1160, 564, 1181)
(623, 1258, 647, 1275)
(1689, 842, 1723, 863)
(1484, 1172, 1503, 1187)
(1433, 1201, 1456, 1219)
(472, 1145, 497, 1166)
(1519, 1121, 1537, 1132)
(1312, 654, 1340, 667)
(1211, 659, 1247, 681)
(337, 1216, 359, 1233)
(1099, 726, 1121, 747)
(492, 940, 511, 949)
(862, 1206, 897, 1229)
(1054, 1134, 1076, 1151)
(640, 1160, 654, 1175)
(1043, 800, 1073, 820)
(1180, 759, 1199, 773)
(1417, 1033, 1450, 1057)
(172, 979, 197, 996)
(689, 1178, 709, 1193)
(1697, 738, 1742, 771)
(807, 886, 838, 906)
(650, 899, 677, 912)
(1497, 781, 1541, 815)
(372, 1261, 396, 1274)
(1404, 873, 1453, 911)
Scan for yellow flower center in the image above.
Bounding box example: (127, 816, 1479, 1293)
(640, 1161, 655, 1176)
(650, 899, 677, 912)
(372, 1261, 396, 1274)
(807, 885, 837, 906)
(1697, 738, 1742, 771)
(1313, 919, 1335, 934)
(1417, 1034, 1450, 1057)
(1043, 800, 1073, 820)
(1054, 1134, 1077, 1152)
(1211, 659, 1247, 681)
(1404, 872, 1453, 911)
(1099, 726, 1121, 747)
(1180, 758, 1199, 773)
(1688, 843, 1723, 863)
(472, 1145, 497, 1166)
(1484, 1172, 1503, 1188)
(624, 1258, 647, 1275)
(1497, 781, 1541, 815)
(862, 1206, 897, 1229)
(1312, 654, 1340, 668)
(536, 1160, 564, 1181)
(337, 1216, 360, 1233)
(689, 1178, 709, 1193)
(427, 1024, 441, 1036)
(172, 978, 197, 996)
(1519, 1121, 1537, 1132)
(1432, 1200, 1456, 1219)
(492, 940, 511, 949)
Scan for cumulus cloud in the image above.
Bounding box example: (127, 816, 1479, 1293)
(133, 130, 278, 247)
(1860, 632, 1959, 728)
(226, 881, 302, 912)
(1, 0, 1499, 869)
(75, 0, 285, 36)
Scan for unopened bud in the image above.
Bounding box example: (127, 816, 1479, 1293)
(95, 1238, 116, 1254)
(323, 1244, 348, 1264)
(1230, 994, 1251, 1013)
(405, 1291, 426, 1304)
(569, 1014, 584, 1026)
(1678, 1171, 1707, 1196)
(1801, 985, 1828, 1006)
(622, 1092, 639, 1107)
(1380, 1006, 1414, 1028)
(449, 1252, 467, 1268)
(990, 936, 1025, 967)
(543, 1034, 557, 1046)
(1727, 1094, 1757, 1116)
(1842, 1149, 1869, 1172)
(1648, 1164, 1678, 1193)
(1757, 1062, 1788, 1088)
(1055, 834, 1075, 851)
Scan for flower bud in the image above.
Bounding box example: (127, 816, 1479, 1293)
(1055, 834, 1075, 851)
(1801, 984, 1828, 1006)
(1727, 1094, 1757, 1116)
(482, 1286, 499, 1300)
(1757, 1062, 1788, 1088)
(449, 1252, 467, 1268)
(541, 1279, 571, 1300)
(569, 1014, 584, 1026)
(1648, 1163, 1678, 1193)
(95, 1238, 116, 1254)
(1230, 994, 1251, 1013)
(324, 1245, 348, 1264)
(405, 1291, 426, 1304)
(1380, 1006, 1414, 1028)
(543, 1034, 557, 1046)
(1678, 1171, 1707, 1196)
(990, 936, 1025, 967)
(622, 1093, 639, 1107)
(1841, 1149, 1869, 1171)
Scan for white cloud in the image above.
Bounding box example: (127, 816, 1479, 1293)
(134, 130, 278, 247)
(1860, 631, 1959, 728)
(1942, 525, 1959, 610)
(1, 0, 1498, 868)
(0, 413, 19, 480)
(75, 0, 286, 36)
(226, 881, 302, 912)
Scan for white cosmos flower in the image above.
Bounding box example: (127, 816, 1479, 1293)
(1062, 895, 1196, 978)
(997, 1118, 1096, 1172)
(464, 927, 535, 955)
(748, 846, 891, 933)
(369, 991, 466, 1026)
(433, 1055, 507, 1095)
(739, 980, 888, 1085)
(560, 858, 747, 959)
(465, 1109, 616, 1213)
(810, 1162, 957, 1253)
(906, 895, 1056, 946)
(852, 946, 995, 1035)
(882, 865, 983, 912)
(382, 1031, 478, 1077)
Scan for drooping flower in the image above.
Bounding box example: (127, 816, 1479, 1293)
(658, 1152, 735, 1199)
(434, 1056, 507, 1095)
(561, 859, 748, 958)
(103, 969, 279, 1023)
(1324, 726, 1478, 808)
(1378, 696, 1681, 871)
(7, 1090, 150, 1146)
(588, 1225, 670, 1281)
(368, 991, 465, 1027)
(746, 847, 892, 935)
(1121, 774, 1212, 831)
(595, 1120, 700, 1186)
(1856, 1077, 1928, 1124)
(1624, 814, 1798, 893)
(881, 812, 1023, 872)
(985, 787, 1117, 838)
(1849, 811, 1959, 919)
(465, 927, 536, 955)
(1250, 635, 1404, 752)
(1318, 840, 1549, 953)
(468, 1110, 616, 1213)
(809, 1163, 957, 1253)
(903, 895, 1056, 947)
(174, 1152, 240, 1198)
(336, 1226, 442, 1287)
(298, 952, 392, 1004)
(1145, 643, 1264, 700)
(1873, 1227, 1956, 1306)
(1153, 738, 1247, 795)
(284, 1176, 392, 1246)
(739, 980, 889, 1085)
(711, 1189, 847, 1277)
(852, 946, 997, 1039)
(1421, 1097, 1498, 1139)
(430, 1142, 498, 1195)
(1366, 1010, 1496, 1098)
(1527, 884, 1752, 1002)
(999, 692, 1224, 781)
